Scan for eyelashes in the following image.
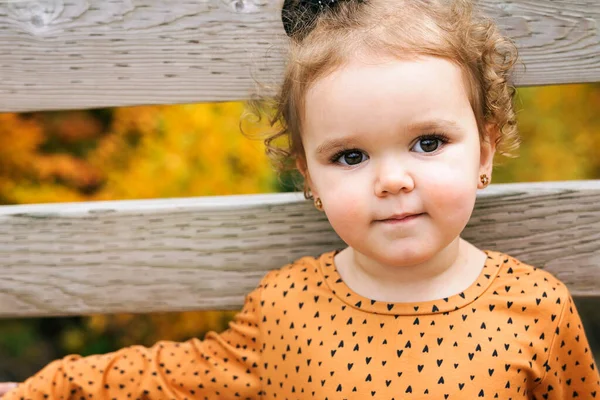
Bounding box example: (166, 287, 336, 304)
(330, 149, 367, 166)
(329, 133, 451, 166)
(413, 133, 450, 153)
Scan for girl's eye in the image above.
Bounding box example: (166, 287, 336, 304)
(412, 135, 449, 153)
(332, 150, 368, 166)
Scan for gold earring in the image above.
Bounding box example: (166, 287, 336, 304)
(480, 174, 490, 187)
(314, 197, 323, 211)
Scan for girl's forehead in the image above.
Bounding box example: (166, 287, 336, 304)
(307, 55, 465, 102)
(303, 56, 474, 136)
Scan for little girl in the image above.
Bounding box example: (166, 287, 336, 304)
(3, 0, 599, 398)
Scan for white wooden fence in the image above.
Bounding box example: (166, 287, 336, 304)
(0, 0, 599, 318)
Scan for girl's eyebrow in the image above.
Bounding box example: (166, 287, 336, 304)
(315, 137, 359, 157)
(406, 118, 462, 132)
(314, 119, 461, 156)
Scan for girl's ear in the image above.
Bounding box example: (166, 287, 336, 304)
(479, 124, 497, 186)
(295, 157, 308, 180)
(296, 158, 318, 198)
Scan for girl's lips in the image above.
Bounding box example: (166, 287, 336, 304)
(378, 213, 424, 223)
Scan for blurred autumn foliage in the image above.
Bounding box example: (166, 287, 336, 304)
(0, 103, 275, 204)
(0, 83, 599, 378)
(0, 102, 279, 378)
(493, 83, 600, 182)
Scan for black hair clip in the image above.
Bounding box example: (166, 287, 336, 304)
(282, 0, 342, 39)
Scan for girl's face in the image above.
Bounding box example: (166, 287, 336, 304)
(300, 55, 495, 267)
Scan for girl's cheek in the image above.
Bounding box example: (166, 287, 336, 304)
(326, 202, 365, 242)
(322, 182, 366, 221)
(422, 164, 477, 214)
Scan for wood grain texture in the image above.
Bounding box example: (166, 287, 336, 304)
(0, 180, 599, 318)
(0, 0, 599, 112)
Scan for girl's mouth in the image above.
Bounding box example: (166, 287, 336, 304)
(378, 213, 424, 224)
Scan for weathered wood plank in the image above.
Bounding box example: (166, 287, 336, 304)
(0, 0, 599, 112)
(0, 180, 599, 318)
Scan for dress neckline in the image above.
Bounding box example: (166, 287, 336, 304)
(318, 249, 506, 315)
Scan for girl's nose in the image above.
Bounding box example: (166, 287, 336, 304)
(374, 159, 415, 196)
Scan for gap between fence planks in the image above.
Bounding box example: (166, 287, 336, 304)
(0, 180, 599, 318)
(0, 0, 599, 112)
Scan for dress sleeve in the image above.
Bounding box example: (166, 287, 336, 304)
(532, 289, 600, 399)
(3, 271, 273, 400)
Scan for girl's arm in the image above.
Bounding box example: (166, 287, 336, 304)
(0, 383, 17, 396)
(2, 272, 273, 400)
(532, 291, 600, 399)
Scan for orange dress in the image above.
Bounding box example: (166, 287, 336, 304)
(5, 250, 599, 399)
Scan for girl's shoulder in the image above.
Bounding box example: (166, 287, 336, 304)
(272, 249, 571, 293)
(255, 250, 571, 313)
(259, 250, 334, 286)
(485, 249, 567, 285)
(484, 249, 573, 307)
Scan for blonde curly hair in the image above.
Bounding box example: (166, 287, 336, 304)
(246, 0, 520, 198)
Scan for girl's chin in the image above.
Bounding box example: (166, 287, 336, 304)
(353, 246, 438, 267)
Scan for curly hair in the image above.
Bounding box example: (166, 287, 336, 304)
(245, 0, 520, 198)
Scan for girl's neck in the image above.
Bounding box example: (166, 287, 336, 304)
(334, 238, 487, 303)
